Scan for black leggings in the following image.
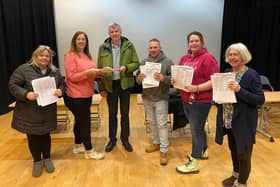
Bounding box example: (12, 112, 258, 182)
(226, 129, 253, 184)
(27, 133, 51, 162)
(64, 94, 92, 150)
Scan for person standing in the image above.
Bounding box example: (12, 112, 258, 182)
(97, 23, 139, 152)
(9, 45, 65, 177)
(215, 43, 265, 187)
(174, 31, 219, 174)
(64, 31, 104, 160)
(137, 38, 173, 165)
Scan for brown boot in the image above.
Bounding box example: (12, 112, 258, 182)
(145, 144, 160, 153)
(160, 152, 168, 166)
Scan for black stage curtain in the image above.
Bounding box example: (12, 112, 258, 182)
(0, 0, 58, 114)
(221, 0, 280, 90)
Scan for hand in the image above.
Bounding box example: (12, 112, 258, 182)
(170, 77, 176, 85)
(95, 71, 104, 78)
(228, 80, 241, 92)
(26, 91, 38, 101)
(119, 66, 126, 73)
(100, 90, 107, 97)
(54, 89, 62, 97)
(154, 72, 164, 81)
(184, 84, 197, 92)
(138, 73, 146, 82)
(86, 68, 98, 76)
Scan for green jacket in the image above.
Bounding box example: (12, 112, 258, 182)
(97, 37, 139, 93)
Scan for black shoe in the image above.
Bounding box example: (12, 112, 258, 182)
(222, 176, 237, 187)
(122, 141, 133, 152)
(105, 141, 116, 152)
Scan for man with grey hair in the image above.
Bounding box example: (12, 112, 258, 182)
(97, 23, 139, 152)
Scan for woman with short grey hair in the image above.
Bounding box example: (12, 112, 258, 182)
(215, 43, 265, 187)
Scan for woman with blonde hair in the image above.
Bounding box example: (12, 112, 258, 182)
(9, 45, 65, 177)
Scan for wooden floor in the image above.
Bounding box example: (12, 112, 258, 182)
(0, 94, 280, 187)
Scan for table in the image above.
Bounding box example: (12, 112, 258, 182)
(258, 91, 280, 142)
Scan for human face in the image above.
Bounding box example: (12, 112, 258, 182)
(148, 41, 161, 59)
(75, 34, 87, 52)
(36, 49, 51, 69)
(188, 34, 203, 55)
(109, 27, 121, 45)
(227, 49, 244, 71)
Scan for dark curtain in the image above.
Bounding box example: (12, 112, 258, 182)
(0, 0, 58, 114)
(221, 0, 280, 90)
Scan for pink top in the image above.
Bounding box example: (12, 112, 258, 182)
(179, 48, 219, 103)
(64, 52, 96, 98)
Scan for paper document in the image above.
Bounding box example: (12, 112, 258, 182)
(171, 65, 194, 92)
(211, 73, 237, 104)
(99, 67, 120, 73)
(140, 62, 161, 89)
(31, 76, 58, 107)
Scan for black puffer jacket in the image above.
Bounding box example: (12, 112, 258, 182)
(9, 62, 65, 135)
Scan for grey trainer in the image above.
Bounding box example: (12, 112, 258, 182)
(32, 161, 43, 177)
(43, 158, 55, 173)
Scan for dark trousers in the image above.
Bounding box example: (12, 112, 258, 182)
(27, 133, 51, 162)
(225, 128, 253, 184)
(64, 94, 92, 150)
(107, 80, 130, 143)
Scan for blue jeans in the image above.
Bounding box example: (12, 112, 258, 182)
(182, 102, 211, 158)
(143, 99, 169, 153)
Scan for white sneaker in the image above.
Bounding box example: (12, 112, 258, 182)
(73, 144, 85, 154)
(233, 179, 247, 187)
(201, 148, 209, 159)
(85, 150, 105, 160)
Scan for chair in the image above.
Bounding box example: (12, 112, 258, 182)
(258, 75, 275, 141)
(91, 94, 102, 131)
(136, 94, 151, 133)
(56, 98, 70, 131)
(168, 88, 188, 133)
(260, 75, 274, 91)
(137, 93, 175, 134)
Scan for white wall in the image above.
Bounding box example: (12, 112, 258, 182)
(54, 0, 224, 75)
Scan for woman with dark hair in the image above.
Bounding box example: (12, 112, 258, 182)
(64, 31, 104, 160)
(174, 31, 219, 174)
